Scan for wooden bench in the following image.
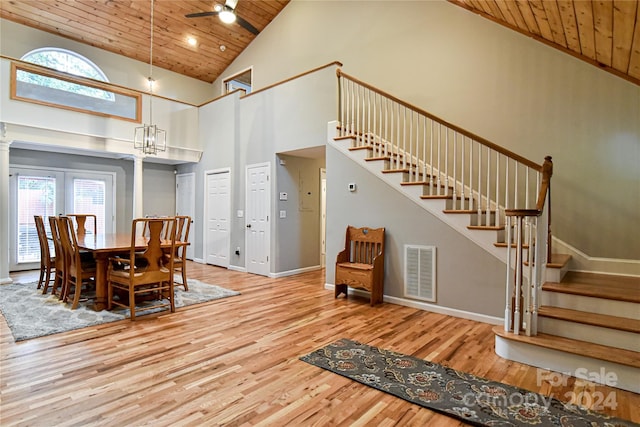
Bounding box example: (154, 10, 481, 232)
(335, 225, 385, 306)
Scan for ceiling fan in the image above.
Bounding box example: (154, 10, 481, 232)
(186, 0, 259, 35)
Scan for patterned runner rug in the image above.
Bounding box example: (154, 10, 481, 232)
(300, 338, 637, 426)
(0, 277, 239, 342)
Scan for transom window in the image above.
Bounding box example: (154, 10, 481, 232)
(11, 47, 141, 122)
(19, 47, 114, 101)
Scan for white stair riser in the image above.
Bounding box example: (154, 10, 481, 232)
(541, 292, 640, 320)
(545, 264, 569, 283)
(538, 317, 640, 352)
(495, 336, 640, 394)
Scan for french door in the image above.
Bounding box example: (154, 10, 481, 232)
(9, 166, 114, 271)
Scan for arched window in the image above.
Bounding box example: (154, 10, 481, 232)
(19, 48, 114, 101)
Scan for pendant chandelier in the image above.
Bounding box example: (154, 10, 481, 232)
(134, 0, 166, 155)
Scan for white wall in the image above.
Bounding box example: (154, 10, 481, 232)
(214, 0, 640, 261)
(326, 144, 506, 317)
(178, 65, 337, 271)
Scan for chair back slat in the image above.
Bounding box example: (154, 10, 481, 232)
(68, 214, 97, 236)
(130, 217, 177, 273)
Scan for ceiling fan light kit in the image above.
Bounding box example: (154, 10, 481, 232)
(186, 0, 259, 35)
(219, 9, 237, 24)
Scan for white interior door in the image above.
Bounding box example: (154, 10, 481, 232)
(205, 169, 230, 268)
(176, 172, 195, 260)
(245, 163, 270, 276)
(320, 168, 326, 268)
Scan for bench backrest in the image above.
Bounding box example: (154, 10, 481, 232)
(344, 226, 385, 264)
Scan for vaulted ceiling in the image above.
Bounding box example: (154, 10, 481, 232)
(1, 1, 638, 86)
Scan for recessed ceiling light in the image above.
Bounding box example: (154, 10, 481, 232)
(187, 36, 197, 46)
(220, 45, 226, 52)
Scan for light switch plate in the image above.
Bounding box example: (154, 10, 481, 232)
(279, 210, 286, 218)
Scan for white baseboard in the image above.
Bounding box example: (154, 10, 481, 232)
(324, 283, 503, 325)
(229, 265, 247, 273)
(552, 238, 640, 276)
(272, 265, 322, 278)
(192, 258, 205, 264)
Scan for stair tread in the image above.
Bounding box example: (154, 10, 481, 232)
(543, 272, 640, 303)
(493, 326, 640, 368)
(538, 306, 640, 333)
(546, 254, 571, 268)
(467, 225, 504, 231)
(494, 242, 530, 249)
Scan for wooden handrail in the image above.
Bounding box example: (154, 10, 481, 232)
(337, 68, 541, 171)
(197, 61, 343, 107)
(245, 61, 343, 99)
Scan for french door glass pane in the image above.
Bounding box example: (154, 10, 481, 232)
(17, 175, 56, 263)
(73, 178, 105, 234)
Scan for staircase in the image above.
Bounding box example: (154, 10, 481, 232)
(331, 69, 640, 393)
(495, 272, 640, 393)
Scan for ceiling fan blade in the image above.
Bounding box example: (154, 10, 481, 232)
(236, 15, 259, 35)
(185, 11, 219, 18)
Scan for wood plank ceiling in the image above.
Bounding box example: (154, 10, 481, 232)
(449, 0, 640, 86)
(0, 0, 289, 83)
(1, 1, 638, 86)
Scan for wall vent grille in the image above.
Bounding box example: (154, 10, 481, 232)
(404, 245, 436, 302)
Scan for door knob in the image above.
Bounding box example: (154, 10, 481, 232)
(246, 224, 252, 228)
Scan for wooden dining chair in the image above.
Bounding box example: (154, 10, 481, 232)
(164, 215, 191, 291)
(34, 215, 55, 292)
(58, 216, 97, 309)
(107, 217, 177, 320)
(47, 216, 66, 297)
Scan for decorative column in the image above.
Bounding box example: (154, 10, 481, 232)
(133, 153, 145, 219)
(0, 125, 13, 284)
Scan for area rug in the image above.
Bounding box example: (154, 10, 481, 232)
(300, 338, 637, 427)
(0, 277, 240, 342)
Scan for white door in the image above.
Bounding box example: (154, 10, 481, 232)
(176, 173, 195, 260)
(245, 163, 270, 276)
(320, 168, 327, 268)
(205, 170, 230, 268)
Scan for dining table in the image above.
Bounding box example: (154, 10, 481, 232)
(76, 233, 188, 311)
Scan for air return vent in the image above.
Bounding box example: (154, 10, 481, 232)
(404, 245, 436, 302)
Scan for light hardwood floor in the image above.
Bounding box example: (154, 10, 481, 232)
(1, 263, 638, 426)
